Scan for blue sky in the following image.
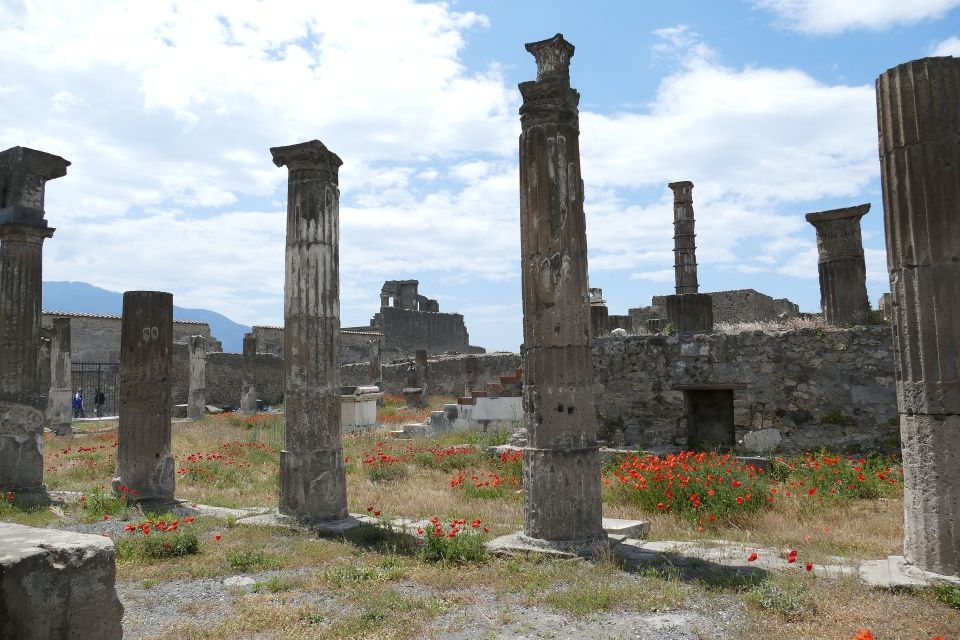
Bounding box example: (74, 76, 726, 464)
(1, 0, 958, 351)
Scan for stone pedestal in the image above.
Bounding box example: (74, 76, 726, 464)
(187, 335, 206, 420)
(664, 293, 713, 333)
(272, 139, 348, 524)
(877, 56, 960, 577)
(669, 180, 699, 295)
(239, 334, 257, 414)
(47, 317, 73, 435)
(0, 145, 68, 495)
(518, 34, 604, 550)
(805, 204, 872, 327)
(113, 291, 175, 503)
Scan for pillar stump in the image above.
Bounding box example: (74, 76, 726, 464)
(663, 293, 713, 334)
(517, 34, 604, 552)
(239, 334, 257, 414)
(187, 335, 206, 420)
(113, 291, 175, 503)
(805, 204, 872, 327)
(877, 56, 960, 577)
(48, 317, 73, 435)
(271, 139, 349, 524)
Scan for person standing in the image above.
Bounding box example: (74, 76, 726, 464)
(72, 389, 85, 418)
(94, 388, 105, 418)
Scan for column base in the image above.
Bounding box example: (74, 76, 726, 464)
(488, 531, 609, 558)
(280, 448, 348, 524)
(0, 401, 46, 493)
(523, 446, 603, 543)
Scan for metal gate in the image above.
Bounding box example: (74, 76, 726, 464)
(71, 362, 120, 418)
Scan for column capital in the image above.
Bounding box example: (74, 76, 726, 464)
(519, 35, 579, 125)
(525, 34, 575, 83)
(668, 181, 694, 202)
(270, 140, 342, 182)
(0, 146, 70, 213)
(0, 222, 55, 242)
(805, 203, 870, 262)
(804, 202, 870, 227)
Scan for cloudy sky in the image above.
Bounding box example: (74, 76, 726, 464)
(2, 0, 958, 351)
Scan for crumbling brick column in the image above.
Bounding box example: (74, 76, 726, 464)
(47, 317, 73, 435)
(669, 181, 698, 295)
(271, 139, 348, 524)
(187, 335, 206, 420)
(239, 334, 257, 413)
(805, 204, 872, 327)
(113, 291, 175, 503)
(518, 34, 604, 549)
(877, 56, 960, 577)
(0, 146, 68, 497)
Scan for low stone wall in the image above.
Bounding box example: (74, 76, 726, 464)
(592, 325, 898, 453)
(342, 351, 522, 396)
(171, 350, 285, 407)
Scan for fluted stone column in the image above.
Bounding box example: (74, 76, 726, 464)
(0, 146, 68, 497)
(113, 291, 175, 503)
(187, 335, 206, 420)
(518, 34, 604, 550)
(239, 334, 257, 414)
(47, 317, 73, 435)
(877, 57, 960, 578)
(669, 181, 698, 295)
(805, 204, 871, 327)
(272, 139, 348, 524)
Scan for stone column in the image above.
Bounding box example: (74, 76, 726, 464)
(877, 56, 960, 578)
(518, 34, 604, 550)
(239, 334, 257, 413)
(271, 139, 348, 524)
(0, 146, 68, 497)
(113, 291, 175, 503)
(187, 335, 206, 420)
(368, 338, 382, 387)
(669, 181, 698, 295)
(805, 204, 872, 327)
(464, 355, 478, 397)
(415, 349, 428, 395)
(47, 317, 73, 435)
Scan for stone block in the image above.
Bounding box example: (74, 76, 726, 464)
(0, 523, 123, 639)
(663, 293, 713, 333)
(741, 428, 783, 453)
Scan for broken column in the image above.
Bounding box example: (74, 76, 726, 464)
(805, 204, 872, 327)
(877, 56, 960, 578)
(368, 338, 382, 387)
(464, 355, 478, 396)
(669, 181, 698, 295)
(47, 317, 73, 435)
(271, 139, 348, 524)
(0, 145, 68, 498)
(402, 350, 427, 408)
(239, 334, 257, 413)
(663, 181, 712, 333)
(517, 34, 604, 550)
(113, 291, 175, 503)
(187, 335, 206, 420)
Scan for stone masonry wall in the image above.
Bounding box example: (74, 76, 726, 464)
(342, 351, 522, 396)
(376, 306, 470, 357)
(172, 352, 284, 407)
(592, 325, 898, 453)
(252, 325, 380, 365)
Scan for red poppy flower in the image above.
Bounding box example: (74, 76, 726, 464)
(747, 552, 758, 562)
(806, 562, 813, 572)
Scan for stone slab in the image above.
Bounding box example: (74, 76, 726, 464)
(486, 532, 610, 558)
(0, 522, 123, 640)
(859, 555, 960, 588)
(601, 517, 649, 539)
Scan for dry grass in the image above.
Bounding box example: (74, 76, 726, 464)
(714, 316, 828, 334)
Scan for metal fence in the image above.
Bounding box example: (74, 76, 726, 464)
(71, 362, 120, 418)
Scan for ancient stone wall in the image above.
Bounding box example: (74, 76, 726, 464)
(182, 351, 284, 407)
(375, 306, 470, 357)
(591, 325, 898, 453)
(252, 324, 380, 365)
(342, 351, 522, 396)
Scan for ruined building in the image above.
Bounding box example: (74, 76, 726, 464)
(368, 280, 472, 357)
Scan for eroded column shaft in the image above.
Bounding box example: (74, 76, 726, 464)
(187, 335, 206, 420)
(518, 34, 603, 544)
(240, 334, 257, 413)
(877, 56, 960, 576)
(113, 291, 175, 502)
(805, 204, 871, 326)
(48, 317, 73, 434)
(669, 181, 698, 295)
(272, 139, 347, 523)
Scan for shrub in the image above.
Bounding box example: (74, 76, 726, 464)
(77, 486, 130, 522)
(116, 516, 200, 561)
(417, 516, 490, 564)
(934, 584, 960, 610)
(745, 575, 816, 620)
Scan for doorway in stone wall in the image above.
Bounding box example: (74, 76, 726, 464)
(672, 384, 745, 450)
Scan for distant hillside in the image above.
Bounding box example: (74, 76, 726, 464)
(42, 281, 250, 353)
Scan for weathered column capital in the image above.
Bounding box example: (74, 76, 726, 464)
(525, 33, 574, 82)
(668, 181, 694, 201)
(805, 203, 870, 261)
(270, 140, 343, 183)
(519, 34, 580, 126)
(0, 222, 55, 243)
(0, 146, 70, 220)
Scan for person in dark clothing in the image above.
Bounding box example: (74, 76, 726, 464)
(94, 388, 106, 418)
(72, 390, 85, 419)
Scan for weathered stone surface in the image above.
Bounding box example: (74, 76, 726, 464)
(47, 317, 72, 434)
(877, 56, 960, 577)
(669, 181, 698, 295)
(187, 335, 206, 420)
(272, 139, 348, 523)
(805, 204, 871, 327)
(518, 34, 603, 547)
(113, 291, 175, 502)
(368, 337, 382, 386)
(0, 401, 45, 493)
(239, 334, 258, 414)
(0, 522, 123, 640)
(663, 293, 713, 334)
(741, 428, 783, 453)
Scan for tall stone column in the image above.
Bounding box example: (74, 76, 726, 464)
(113, 291, 175, 503)
(47, 317, 73, 435)
(877, 57, 960, 577)
(187, 335, 206, 420)
(518, 34, 604, 550)
(0, 146, 68, 496)
(805, 204, 872, 327)
(271, 139, 348, 524)
(669, 181, 698, 295)
(239, 334, 257, 413)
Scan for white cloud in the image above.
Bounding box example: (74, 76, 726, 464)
(754, 0, 960, 34)
(931, 36, 960, 55)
